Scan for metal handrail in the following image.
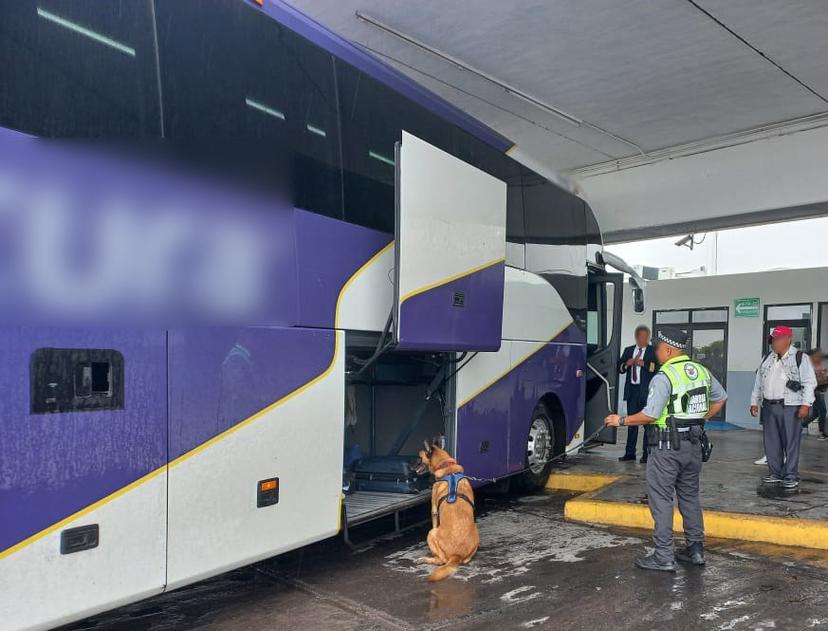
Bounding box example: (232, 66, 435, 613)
(587, 362, 615, 412)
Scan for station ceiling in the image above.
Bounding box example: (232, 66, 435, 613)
(287, 0, 828, 242)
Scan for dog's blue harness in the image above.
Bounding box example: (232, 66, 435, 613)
(434, 471, 475, 527)
(444, 472, 465, 504)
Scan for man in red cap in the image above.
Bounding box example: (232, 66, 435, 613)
(750, 325, 817, 489)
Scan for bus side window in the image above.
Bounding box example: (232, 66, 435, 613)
(586, 309, 600, 348)
(336, 63, 432, 233)
(587, 279, 616, 353)
(154, 0, 343, 220)
(30, 348, 124, 414)
(606, 281, 615, 347)
(587, 282, 603, 352)
(0, 1, 162, 136)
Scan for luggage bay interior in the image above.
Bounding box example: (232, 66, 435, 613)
(343, 335, 455, 527)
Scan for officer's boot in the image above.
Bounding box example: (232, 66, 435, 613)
(675, 541, 705, 566)
(634, 553, 677, 572)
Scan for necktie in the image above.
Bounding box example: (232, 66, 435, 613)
(633, 347, 642, 383)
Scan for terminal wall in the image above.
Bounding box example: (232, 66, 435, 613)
(621, 266, 828, 427)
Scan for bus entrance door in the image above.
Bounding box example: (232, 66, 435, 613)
(585, 271, 623, 443)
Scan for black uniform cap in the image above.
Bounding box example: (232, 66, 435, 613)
(657, 328, 688, 350)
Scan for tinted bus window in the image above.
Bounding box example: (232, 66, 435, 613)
(336, 60, 522, 233)
(521, 169, 586, 245)
(154, 0, 342, 219)
(337, 63, 435, 232)
(0, 0, 162, 136)
(585, 203, 602, 246)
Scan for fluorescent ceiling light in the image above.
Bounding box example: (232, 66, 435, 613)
(245, 97, 285, 121)
(368, 150, 394, 167)
(36, 7, 136, 57)
(306, 123, 326, 138)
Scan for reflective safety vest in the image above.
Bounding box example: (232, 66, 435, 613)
(653, 354, 712, 429)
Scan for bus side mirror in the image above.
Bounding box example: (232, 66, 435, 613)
(633, 288, 645, 313)
(630, 279, 645, 314)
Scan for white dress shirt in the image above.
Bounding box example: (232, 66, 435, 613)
(631, 346, 645, 385)
(762, 354, 788, 400)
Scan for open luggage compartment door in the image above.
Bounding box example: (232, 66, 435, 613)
(394, 131, 507, 352)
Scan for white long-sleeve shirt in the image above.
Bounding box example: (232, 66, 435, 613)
(751, 345, 816, 407)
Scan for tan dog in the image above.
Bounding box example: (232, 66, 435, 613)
(415, 439, 479, 581)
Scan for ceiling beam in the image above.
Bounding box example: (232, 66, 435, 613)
(575, 123, 828, 243)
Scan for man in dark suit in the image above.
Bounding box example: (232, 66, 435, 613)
(618, 325, 659, 462)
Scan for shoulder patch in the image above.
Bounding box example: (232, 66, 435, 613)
(684, 363, 699, 380)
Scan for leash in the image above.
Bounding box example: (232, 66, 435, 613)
(460, 425, 610, 484)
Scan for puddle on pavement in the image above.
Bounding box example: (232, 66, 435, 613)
(383, 503, 640, 583)
(755, 485, 810, 499)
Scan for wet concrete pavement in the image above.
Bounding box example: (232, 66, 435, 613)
(566, 428, 828, 521)
(62, 490, 828, 631)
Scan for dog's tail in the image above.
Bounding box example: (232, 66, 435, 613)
(428, 555, 463, 582)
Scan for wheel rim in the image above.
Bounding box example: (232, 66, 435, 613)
(527, 417, 552, 474)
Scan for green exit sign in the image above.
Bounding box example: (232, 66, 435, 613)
(734, 297, 760, 318)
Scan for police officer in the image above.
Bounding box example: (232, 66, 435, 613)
(605, 328, 727, 571)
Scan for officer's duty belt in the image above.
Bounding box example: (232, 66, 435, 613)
(666, 418, 705, 428)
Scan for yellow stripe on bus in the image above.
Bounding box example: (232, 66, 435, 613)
(0, 240, 394, 559)
(457, 320, 575, 409)
(399, 256, 505, 305)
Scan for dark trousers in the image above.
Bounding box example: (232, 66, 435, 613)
(623, 385, 650, 458)
(814, 392, 827, 435)
(646, 427, 704, 564)
(762, 401, 802, 481)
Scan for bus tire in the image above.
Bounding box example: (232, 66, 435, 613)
(513, 405, 556, 492)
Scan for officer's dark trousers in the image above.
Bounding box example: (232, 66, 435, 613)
(646, 427, 704, 564)
(762, 401, 801, 481)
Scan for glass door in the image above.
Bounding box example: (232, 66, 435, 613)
(654, 307, 729, 420)
(691, 328, 727, 419)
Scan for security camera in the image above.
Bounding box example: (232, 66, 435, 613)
(674, 234, 694, 250)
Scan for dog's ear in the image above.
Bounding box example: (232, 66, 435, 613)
(432, 435, 444, 449)
(423, 439, 432, 454)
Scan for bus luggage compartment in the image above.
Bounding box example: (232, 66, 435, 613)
(342, 337, 453, 526)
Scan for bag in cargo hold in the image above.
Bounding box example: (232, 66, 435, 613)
(352, 456, 429, 494)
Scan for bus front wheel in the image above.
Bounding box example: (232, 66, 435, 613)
(513, 406, 556, 492)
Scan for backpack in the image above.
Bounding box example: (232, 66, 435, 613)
(761, 350, 802, 368)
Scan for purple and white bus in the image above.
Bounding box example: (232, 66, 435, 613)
(0, 1, 644, 629)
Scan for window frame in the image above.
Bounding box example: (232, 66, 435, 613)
(762, 302, 813, 355)
(818, 302, 828, 349)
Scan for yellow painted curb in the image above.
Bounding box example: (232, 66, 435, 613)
(550, 469, 828, 553)
(545, 473, 621, 493)
(565, 497, 828, 552)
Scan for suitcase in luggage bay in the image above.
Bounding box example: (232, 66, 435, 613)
(352, 456, 429, 494)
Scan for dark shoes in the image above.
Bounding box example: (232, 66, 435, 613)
(635, 554, 676, 572)
(618, 455, 637, 462)
(636, 544, 705, 572)
(640, 455, 648, 464)
(675, 542, 705, 566)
